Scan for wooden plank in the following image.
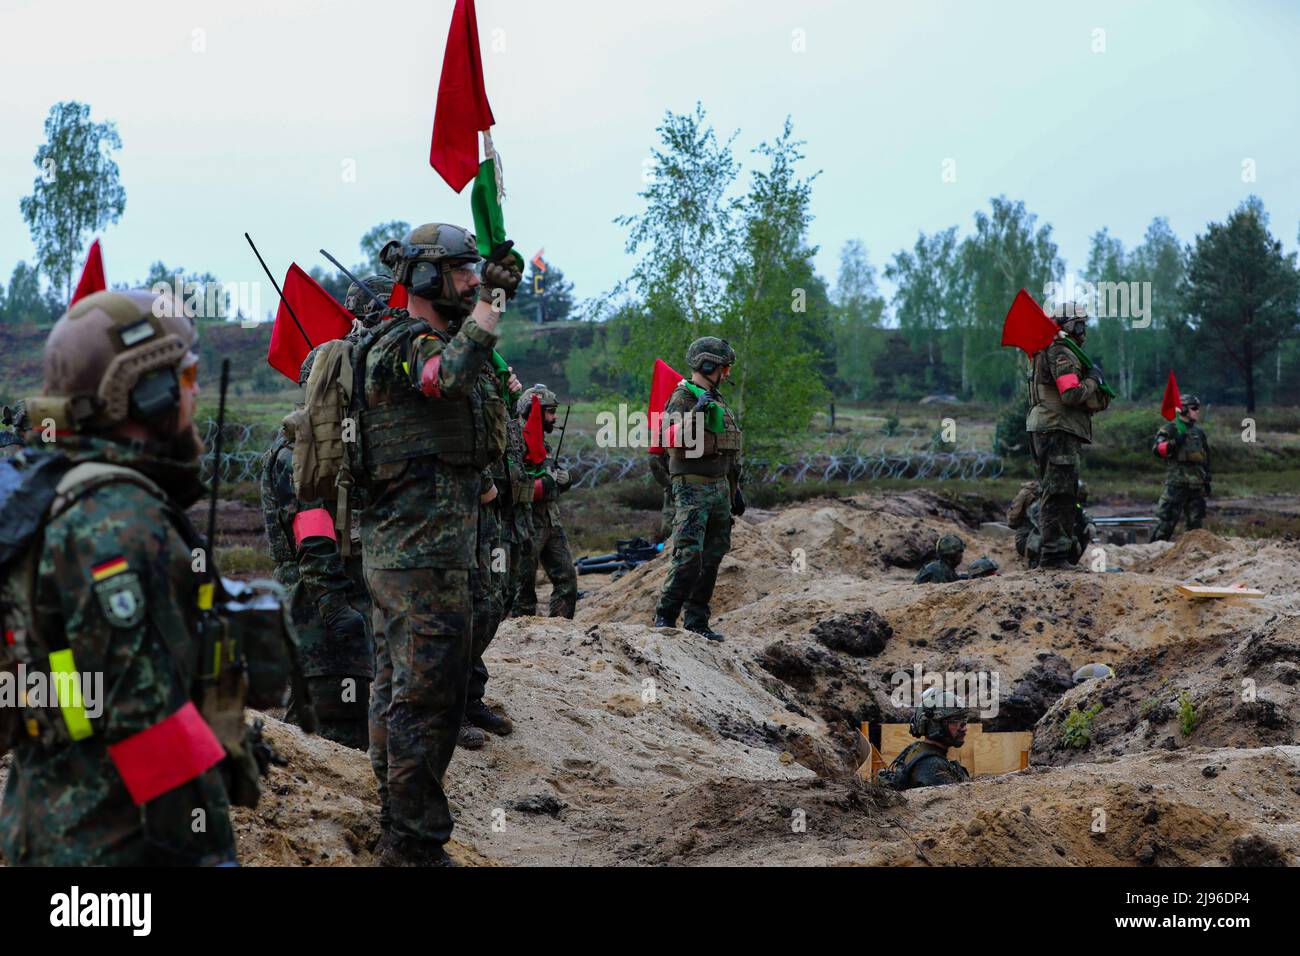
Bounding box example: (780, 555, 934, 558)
(1178, 584, 1265, 599)
(973, 729, 1033, 775)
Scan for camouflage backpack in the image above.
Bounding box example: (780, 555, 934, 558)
(280, 338, 360, 553)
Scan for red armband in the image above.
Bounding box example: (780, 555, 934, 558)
(420, 356, 443, 398)
(1156, 441, 1169, 457)
(292, 507, 336, 547)
(1054, 373, 1080, 394)
(107, 702, 225, 805)
(534, 478, 545, 500)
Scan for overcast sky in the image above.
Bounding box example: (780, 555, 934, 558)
(2, 0, 1297, 316)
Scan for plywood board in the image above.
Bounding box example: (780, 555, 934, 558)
(1178, 584, 1265, 599)
(859, 722, 1032, 779)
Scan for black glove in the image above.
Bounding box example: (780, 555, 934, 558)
(321, 600, 366, 644)
(731, 486, 746, 517)
(692, 389, 714, 413)
(478, 241, 522, 303)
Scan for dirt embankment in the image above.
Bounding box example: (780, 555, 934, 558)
(220, 490, 1298, 866)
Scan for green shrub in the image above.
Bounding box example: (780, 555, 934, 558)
(1062, 703, 1103, 749)
(1178, 692, 1199, 736)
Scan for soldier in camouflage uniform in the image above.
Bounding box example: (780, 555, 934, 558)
(464, 374, 529, 741)
(654, 338, 744, 642)
(0, 290, 237, 865)
(1151, 395, 1211, 541)
(1025, 302, 1110, 569)
(913, 533, 966, 583)
(258, 277, 394, 750)
(1012, 480, 1096, 567)
(360, 224, 519, 866)
(0, 401, 29, 459)
(878, 689, 973, 791)
(512, 385, 577, 618)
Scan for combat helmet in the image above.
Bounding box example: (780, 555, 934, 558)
(686, 336, 736, 374)
(935, 533, 965, 561)
(35, 289, 196, 433)
(1054, 300, 1089, 340)
(1179, 394, 1201, 414)
(344, 274, 396, 323)
(908, 687, 975, 742)
(516, 383, 559, 422)
(379, 223, 481, 319)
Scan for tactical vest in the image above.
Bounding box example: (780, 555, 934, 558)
(877, 740, 959, 791)
(1025, 345, 1094, 442)
(667, 383, 743, 477)
(355, 316, 507, 482)
(1171, 425, 1208, 465)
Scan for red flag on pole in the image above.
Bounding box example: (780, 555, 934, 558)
(648, 359, 683, 454)
(531, 248, 547, 273)
(523, 394, 546, 465)
(70, 239, 106, 307)
(388, 283, 408, 310)
(1000, 288, 1059, 357)
(1161, 371, 1182, 420)
(266, 264, 355, 382)
(429, 0, 495, 193)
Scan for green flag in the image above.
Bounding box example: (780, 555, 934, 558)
(471, 158, 525, 271)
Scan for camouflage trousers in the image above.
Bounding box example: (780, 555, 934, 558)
(1030, 431, 1081, 565)
(367, 567, 472, 848)
(514, 520, 577, 618)
(655, 475, 732, 629)
(1152, 481, 1207, 541)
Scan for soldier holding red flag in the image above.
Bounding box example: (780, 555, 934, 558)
(1151, 395, 1211, 540)
(1023, 301, 1111, 569)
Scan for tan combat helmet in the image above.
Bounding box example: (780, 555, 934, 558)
(34, 289, 195, 432)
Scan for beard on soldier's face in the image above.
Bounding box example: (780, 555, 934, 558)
(166, 422, 205, 464)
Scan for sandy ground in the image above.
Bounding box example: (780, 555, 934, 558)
(218, 490, 1299, 867)
(1, 490, 1291, 866)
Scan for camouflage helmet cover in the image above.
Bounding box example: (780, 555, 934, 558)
(686, 336, 737, 371)
(909, 687, 975, 740)
(936, 533, 965, 559)
(1179, 394, 1201, 410)
(516, 383, 558, 419)
(344, 274, 396, 319)
(40, 289, 196, 430)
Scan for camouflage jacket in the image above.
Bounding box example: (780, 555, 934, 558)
(663, 381, 743, 480)
(492, 414, 534, 544)
(891, 740, 970, 789)
(358, 313, 502, 570)
(528, 439, 571, 528)
(1026, 339, 1108, 442)
(914, 559, 963, 584)
(260, 430, 372, 678)
(0, 436, 236, 866)
(1153, 420, 1210, 486)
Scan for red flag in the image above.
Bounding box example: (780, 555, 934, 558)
(523, 394, 546, 465)
(429, 0, 495, 193)
(1001, 288, 1059, 356)
(1161, 371, 1182, 420)
(267, 264, 355, 382)
(70, 239, 106, 307)
(388, 283, 408, 310)
(648, 359, 683, 455)
(531, 248, 547, 273)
